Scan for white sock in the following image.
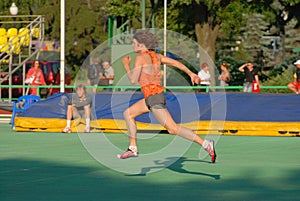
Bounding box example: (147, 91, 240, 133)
(129, 146, 138, 153)
(202, 140, 210, 149)
(66, 120, 71, 128)
(85, 118, 90, 129)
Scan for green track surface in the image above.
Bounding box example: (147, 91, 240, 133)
(1, 123, 299, 201)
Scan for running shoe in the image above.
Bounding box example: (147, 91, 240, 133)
(62, 127, 71, 134)
(84, 128, 90, 133)
(117, 148, 138, 159)
(205, 140, 217, 163)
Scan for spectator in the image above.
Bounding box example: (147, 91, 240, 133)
(62, 84, 92, 133)
(198, 62, 211, 92)
(288, 59, 300, 94)
(100, 61, 114, 92)
(218, 62, 231, 87)
(87, 58, 102, 93)
(25, 60, 46, 96)
(238, 61, 259, 93)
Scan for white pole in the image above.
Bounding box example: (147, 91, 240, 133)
(60, 0, 65, 93)
(163, 0, 167, 89)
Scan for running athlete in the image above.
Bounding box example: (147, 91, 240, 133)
(118, 30, 216, 163)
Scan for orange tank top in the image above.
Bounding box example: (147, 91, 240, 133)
(139, 51, 164, 98)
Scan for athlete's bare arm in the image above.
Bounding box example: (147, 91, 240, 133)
(159, 54, 200, 85)
(122, 55, 143, 84)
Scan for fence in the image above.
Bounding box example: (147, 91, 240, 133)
(0, 84, 290, 101)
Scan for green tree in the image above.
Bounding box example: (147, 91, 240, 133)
(241, 13, 276, 68)
(284, 18, 300, 56)
(103, 0, 300, 62)
(1, 0, 108, 76)
(37, 0, 107, 72)
(261, 67, 293, 93)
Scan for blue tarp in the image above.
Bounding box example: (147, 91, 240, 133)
(18, 92, 300, 123)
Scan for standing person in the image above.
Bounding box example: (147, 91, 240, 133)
(198, 62, 211, 92)
(287, 59, 300, 94)
(238, 61, 259, 93)
(100, 61, 114, 92)
(26, 60, 46, 96)
(87, 58, 102, 93)
(218, 62, 231, 87)
(62, 84, 92, 133)
(119, 30, 216, 163)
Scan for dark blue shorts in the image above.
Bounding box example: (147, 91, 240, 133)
(145, 93, 166, 111)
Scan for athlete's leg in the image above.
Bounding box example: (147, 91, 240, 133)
(152, 108, 216, 162)
(151, 108, 204, 145)
(123, 99, 150, 146)
(118, 99, 150, 158)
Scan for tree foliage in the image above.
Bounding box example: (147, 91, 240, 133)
(0, 0, 108, 75)
(102, 0, 140, 17)
(37, 0, 107, 69)
(261, 67, 293, 93)
(1, 0, 299, 82)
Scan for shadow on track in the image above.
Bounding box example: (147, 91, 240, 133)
(127, 157, 220, 180)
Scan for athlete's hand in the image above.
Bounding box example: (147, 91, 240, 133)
(191, 74, 200, 85)
(122, 55, 132, 66)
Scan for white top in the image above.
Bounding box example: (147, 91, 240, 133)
(198, 70, 211, 85)
(104, 66, 114, 85)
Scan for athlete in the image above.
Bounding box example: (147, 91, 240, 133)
(118, 30, 216, 163)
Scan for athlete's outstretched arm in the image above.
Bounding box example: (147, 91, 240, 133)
(122, 55, 143, 84)
(159, 54, 200, 85)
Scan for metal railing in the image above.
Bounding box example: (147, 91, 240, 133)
(0, 84, 290, 101)
(0, 15, 44, 100)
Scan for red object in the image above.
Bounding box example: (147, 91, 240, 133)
(0, 61, 72, 98)
(0, 109, 12, 114)
(47, 72, 54, 83)
(252, 80, 260, 93)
